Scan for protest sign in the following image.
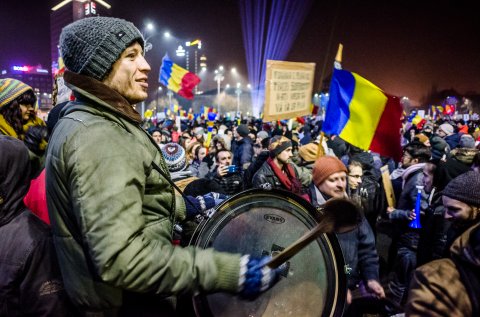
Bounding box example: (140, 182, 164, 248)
(264, 60, 315, 121)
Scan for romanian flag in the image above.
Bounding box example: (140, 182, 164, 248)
(323, 68, 403, 161)
(159, 54, 200, 100)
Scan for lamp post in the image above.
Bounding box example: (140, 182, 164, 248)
(235, 83, 242, 115)
(214, 66, 224, 114)
(142, 23, 155, 53)
(167, 90, 173, 109)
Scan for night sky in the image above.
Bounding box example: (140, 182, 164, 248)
(1, 0, 479, 106)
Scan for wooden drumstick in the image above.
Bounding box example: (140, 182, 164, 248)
(265, 198, 360, 269)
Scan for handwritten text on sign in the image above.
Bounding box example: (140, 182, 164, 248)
(264, 60, 315, 121)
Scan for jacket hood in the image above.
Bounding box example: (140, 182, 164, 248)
(63, 70, 142, 124)
(0, 136, 31, 226)
(450, 147, 479, 165)
(451, 222, 480, 267)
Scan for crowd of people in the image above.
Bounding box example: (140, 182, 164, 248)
(1, 15, 480, 317)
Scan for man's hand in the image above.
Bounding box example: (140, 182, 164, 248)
(217, 165, 229, 177)
(367, 279, 385, 298)
(407, 209, 416, 221)
(386, 206, 395, 213)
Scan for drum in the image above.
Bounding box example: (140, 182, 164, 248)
(190, 189, 347, 317)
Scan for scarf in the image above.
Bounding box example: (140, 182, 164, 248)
(64, 71, 142, 124)
(267, 157, 302, 195)
(401, 163, 426, 188)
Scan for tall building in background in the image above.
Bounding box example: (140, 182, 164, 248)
(50, 0, 112, 74)
(0, 65, 52, 111)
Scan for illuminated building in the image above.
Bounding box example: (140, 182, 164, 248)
(0, 65, 53, 110)
(50, 0, 112, 74)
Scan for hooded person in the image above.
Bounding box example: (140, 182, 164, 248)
(0, 78, 48, 157)
(407, 171, 480, 317)
(251, 135, 311, 198)
(46, 16, 282, 315)
(0, 136, 72, 315)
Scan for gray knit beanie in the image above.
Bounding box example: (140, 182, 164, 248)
(444, 171, 480, 207)
(60, 17, 144, 81)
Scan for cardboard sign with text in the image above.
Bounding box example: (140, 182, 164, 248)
(264, 60, 315, 122)
(380, 165, 396, 208)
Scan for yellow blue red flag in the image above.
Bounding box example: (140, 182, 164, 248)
(159, 54, 200, 100)
(323, 68, 403, 161)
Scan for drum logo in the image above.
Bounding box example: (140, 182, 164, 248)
(264, 214, 285, 224)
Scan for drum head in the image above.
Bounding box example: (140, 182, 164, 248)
(190, 189, 347, 317)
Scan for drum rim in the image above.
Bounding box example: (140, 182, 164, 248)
(190, 188, 348, 317)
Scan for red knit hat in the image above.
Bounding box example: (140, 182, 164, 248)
(312, 156, 347, 187)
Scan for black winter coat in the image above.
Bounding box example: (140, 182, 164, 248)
(0, 135, 71, 316)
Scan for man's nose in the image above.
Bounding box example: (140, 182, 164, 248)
(139, 55, 151, 72)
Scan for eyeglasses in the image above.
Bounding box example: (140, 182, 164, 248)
(349, 174, 362, 179)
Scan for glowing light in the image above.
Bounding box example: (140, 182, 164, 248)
(176, 45, 186, 57)
(239, 0, 314, 116)
(13, 65, 29, 72)
(164, 32, 171, 39)
(51, 0, 72, 11)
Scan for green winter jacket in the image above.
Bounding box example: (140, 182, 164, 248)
(45, 72, 240, 310)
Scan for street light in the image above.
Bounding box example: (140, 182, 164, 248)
(142, 23, 155, 53)
(214, 67, 225, 114)
(235, 83, 242, 115)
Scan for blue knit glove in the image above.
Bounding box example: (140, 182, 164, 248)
(184, 194, 215, 219)
(184, 192, 229, 219)
(238, 255, 283, 299)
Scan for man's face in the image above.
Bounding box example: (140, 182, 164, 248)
(233, 128, 240, 140)
(151, 131, 161, 144)
(348, 165, 363, 190)
(443, 196, 478, 226)
(276, 147, 293, 164)
(318, 171, 347, 198)
(422, 163, 435, 193)
(226, 130, 233, 138)
(401, 151, 417, 168)
(436, 128, 446, 137)
(102, 42, 151, 105)
(217, 150, 232, 167)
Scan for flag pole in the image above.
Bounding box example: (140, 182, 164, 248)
(317, 43, 343, 158)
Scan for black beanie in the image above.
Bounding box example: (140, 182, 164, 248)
(443, 171, 480, 207)
(236, 124, 250, 137)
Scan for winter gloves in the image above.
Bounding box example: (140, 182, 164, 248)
(184, 192, 228, 219)
(238, 255, 285, 299)
(24, 125, 48, 156)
